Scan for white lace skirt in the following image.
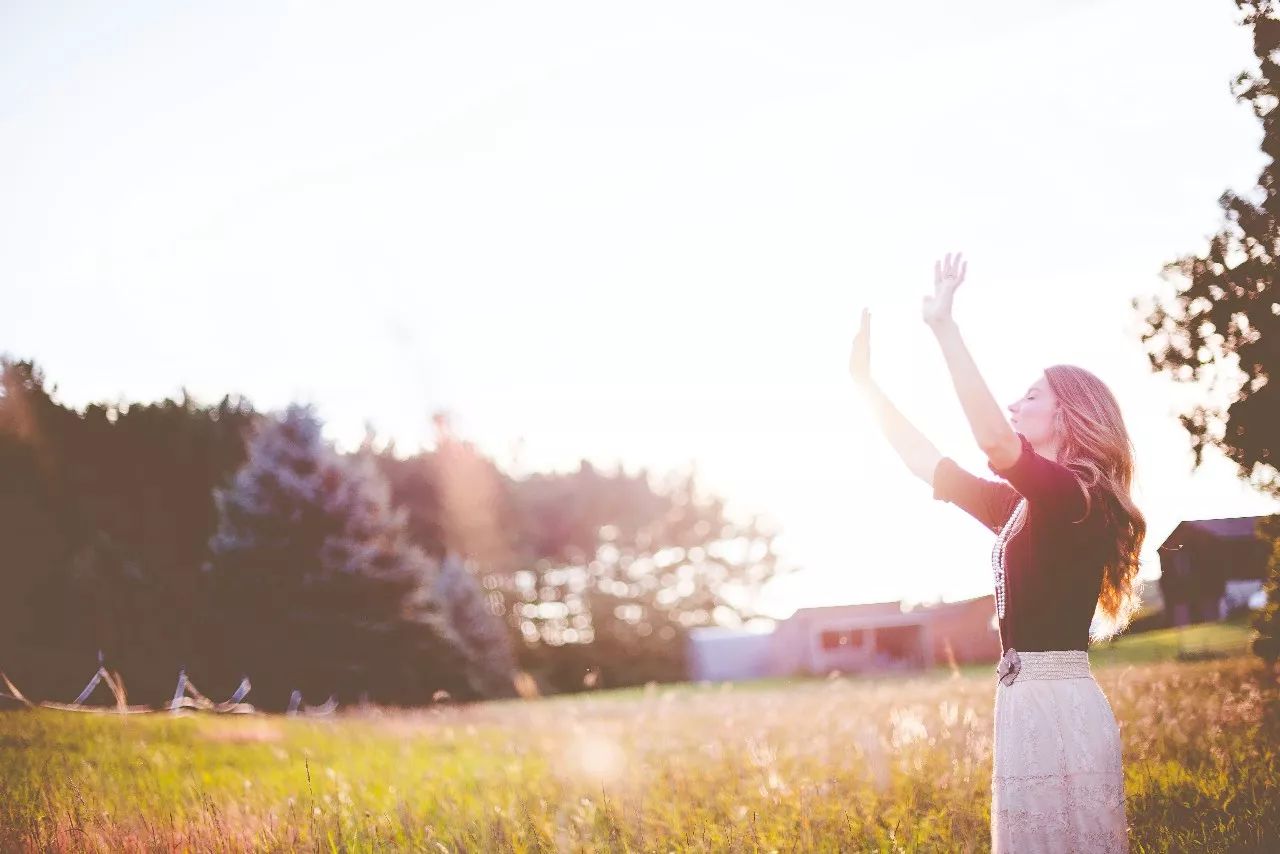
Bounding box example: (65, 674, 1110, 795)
(991, 650, 1129, 853)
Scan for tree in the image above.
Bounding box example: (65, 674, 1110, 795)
(434, 552, 517, 697)
(1132, 2, 1280, 655)
(509, 462, 787, 631)
(1254, 515, 1280, 661)
(1, 353, 789, 699)
(0, 359, 91, 698)
(1133, 0, 1280, 492)
(77, 392, 257, 700)
(0, 358, 257, 702)
(205, 403, 468, 706)
(373, 419, 791, 692)
(501, 461, 791, 690)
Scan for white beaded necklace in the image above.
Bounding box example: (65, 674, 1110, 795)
(991, 498, 1028, 620)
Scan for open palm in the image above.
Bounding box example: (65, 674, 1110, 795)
(923, 252, 966, 327)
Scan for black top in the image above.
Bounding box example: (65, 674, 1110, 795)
(932, 432, 1108, 654)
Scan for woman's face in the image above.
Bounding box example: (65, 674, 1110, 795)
(1007, 375, 1060, 452)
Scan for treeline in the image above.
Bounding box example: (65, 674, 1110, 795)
(0, 359, 787, 709)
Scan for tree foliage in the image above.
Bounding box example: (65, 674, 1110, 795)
(1134, 0, 1280, 492)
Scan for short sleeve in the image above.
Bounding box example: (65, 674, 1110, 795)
(986, 432, 1090, 523)
(932, 457, 1022, 534)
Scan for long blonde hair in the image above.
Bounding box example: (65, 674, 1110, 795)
(1041, 365, 1146, 641)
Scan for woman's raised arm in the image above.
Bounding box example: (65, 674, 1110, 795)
(849, 308, 943, 486)
(924, 253, 1021, 469)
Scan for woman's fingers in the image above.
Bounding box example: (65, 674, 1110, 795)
(934, 251, 966, 288)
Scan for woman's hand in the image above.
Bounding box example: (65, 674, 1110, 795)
(849, 307, 872, 389)
(923, 251, 967, 329)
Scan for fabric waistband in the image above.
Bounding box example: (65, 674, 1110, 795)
(1006, 649, 1091, 681)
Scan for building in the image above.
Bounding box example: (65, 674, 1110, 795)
(687, 594, 1000, 682)
(684, 626, 775, 683)
(1157, 516, 1272, 626)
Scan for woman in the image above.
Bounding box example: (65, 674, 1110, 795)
(848, 253, 1143, 852)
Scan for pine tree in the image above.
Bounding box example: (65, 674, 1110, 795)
(206, 403, 466, 706)
(434, 551, 517, 698)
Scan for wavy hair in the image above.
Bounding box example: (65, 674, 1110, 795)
(1040, 364, 1146, 641)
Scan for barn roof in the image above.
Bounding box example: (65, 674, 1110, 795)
(1160, 516, 1265, 549)
(905, 593, 993, 613)
(787, 600, 904, 622)
(781, 594, 994, 627)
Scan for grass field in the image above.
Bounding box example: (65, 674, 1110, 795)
(2, 623, 1277, 852)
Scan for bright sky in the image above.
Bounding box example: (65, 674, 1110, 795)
(4, 1, 1279, 619)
